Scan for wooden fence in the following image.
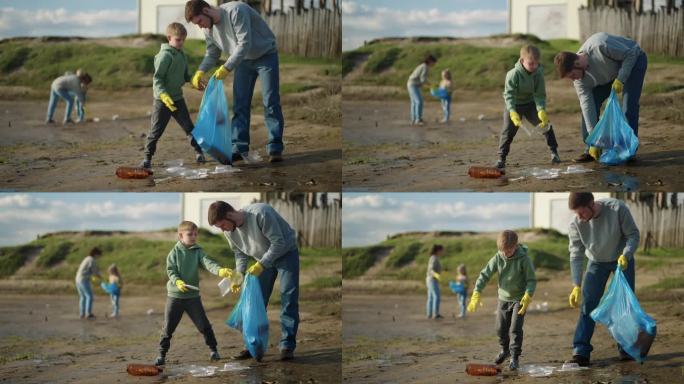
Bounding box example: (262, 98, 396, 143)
(261, 192, 341, 248)
(264, 8, 341, 59)
(614, 193, 684, 249)
(579, 7, 684, 56)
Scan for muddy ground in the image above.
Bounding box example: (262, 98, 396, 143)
(342, 267, 684, 383)
(342, 67, 684, 191)
(0, 282, 341, 383)
(0, 72, 340, 192)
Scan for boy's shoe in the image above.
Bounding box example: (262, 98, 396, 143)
(209, 350, 221, 361)
(434, 314, 444, 320)
(509, 356, 519, 370)
(564, 354, 590, 367)
(153, 355, 165, 366)
(140, 159, 151, 169)
(63, 119, 75, 125)
(232, 349, 252, 360)
(494, 350, 510, 365)
(232, 152, 244, 163)
(86, 314, 96, 320)
(573, 153, 594, 163)
(269, 152, 283, 163)
(280, 349, 294, 361)
(495, 159, 506, 170)
(46, 119, 56, 124)
(551, 152, 561, 164)
(196, 153, 206, 164)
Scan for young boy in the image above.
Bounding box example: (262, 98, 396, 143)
(142, 22, 205, 170)
(496, 45, 560, 170)
(467, 230, 536, 370)
(154, 220, 233, 366)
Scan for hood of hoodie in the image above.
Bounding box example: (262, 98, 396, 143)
(497, 243, 528, 262)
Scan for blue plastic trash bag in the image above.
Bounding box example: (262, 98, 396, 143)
(590, 266, 656, 363)
(448, 281, 465, 295)
(585, 89, 639, 165)
(100, 281, 120, 295)
(191, 77, 232, 165)
(225, 274, 269, 360)
(430, 87, 450, 100)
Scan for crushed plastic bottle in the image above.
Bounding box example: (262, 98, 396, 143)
(465, 363, 500, 376)
(468, 166, 505, 179)
(116, 167, 153, 179)
(218, 278, 231, 296)
(127, 364, 162, 376)
(188, 365, 217, 377)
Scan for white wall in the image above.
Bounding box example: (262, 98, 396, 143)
(508, 0, 588, 40)
(139, 0, 219, 39)
(181, 193, 260, 234)
(531, 192, 609, 234)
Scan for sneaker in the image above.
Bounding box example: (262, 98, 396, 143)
(86, 314, 96, 320)
(140, 159, 151, 169)
(495, 159, 506, 170)
(494, 350, 510, 365)
(280, 349, 294, 361)
(232, 349, 252, 360)
(434, 314, 444, 320)
(415, 119, 425, 126)
(619, 350, 634, 361)
(196, 153, 206, 164)
(153, 355, 165, 366)
(209, 350, 221, 361)
(63, 119, 75, 125)
(551, 152, 561, 164)
(232, 152, 245, 163)
(573, 153, 594, 163)
(46, 119, 56, 125)
(269, 152, 283, 163)
(564, 354, 590, 367)
(509, 356, 519, 370)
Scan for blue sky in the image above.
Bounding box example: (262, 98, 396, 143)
(342, 0, 508, 51)
(342, 193, 531, 247)
(0, 193, 181, 246)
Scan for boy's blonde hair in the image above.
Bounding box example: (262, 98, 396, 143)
(166, 22, 187, 38)
(497, 230, 518, 251)
(441, 69, 451, 81)
(178, 220, 198, 233)
(520, 45, 540, 61)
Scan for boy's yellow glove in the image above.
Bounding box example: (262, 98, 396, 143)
(191, 70, 206, 90)
(159, 92, 177, 112)
(537, 109, 549, 127)
(569, 285, 581, 308)
(509, 111, 522, 127)
(218, 268, 233, 278)
(517, 292, 532, 315)
(213, 66, 230, 80)
(432, 271, 441, 281)
(175, 279, 189, 293)
(588, 146, 602, 160)
(247, 262, 264, 276)
(617, 254, 628, 270)
(612, 79, 623, 94)
(467, 291, 482, 313)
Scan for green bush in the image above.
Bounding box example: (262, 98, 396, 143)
(36, 241, 72, 267)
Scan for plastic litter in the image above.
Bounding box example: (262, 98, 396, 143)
(146, 308, 154, 315)
(585, 89, 639, 165)
(127, 364, 162, 376)
(211, 165, 240, 174)
(226, 274, 269, 361)
(519, 364, 555, 377)
(189, 365, 218, 377)
(184, 283, 199, 291)
(562, 165, 593, 174)
(93, 117, 100, 123)
(448, 281, 465, 295)
(429, 87, 450, 99)
(112, 114, 119, 121)
(218, 362, 249, 372)
(478, 114, 485, 120)
(116, 166, 153, 179)
(218, 278, 231, 297)
(465, 363, 500, 376)
(468, 166, 505, 179)
(192, 77, 232, 165)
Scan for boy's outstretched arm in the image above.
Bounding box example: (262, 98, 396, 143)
(468, 256, 498, 313)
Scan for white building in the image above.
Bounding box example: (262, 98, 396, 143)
(507, 0, 588, 40)
(138, 0, 221, 39)
(181, 193, 260, 233)
(530, 192, 609, 234)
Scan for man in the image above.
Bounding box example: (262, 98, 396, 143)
(208, 200, 299, 361)
(565, 192, 640, 367)
(554, 33, 647, 163)
(186, 0, 285, 163)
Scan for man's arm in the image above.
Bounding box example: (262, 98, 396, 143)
(198, 36, 222, 73)
(256, 208, 294, 268)
(618, 202, 640, 259)
(602, 40, 640, 84)
(224, 7, 253, 71)
(568, 221, 586, 286)
(574, 81, 598, 134)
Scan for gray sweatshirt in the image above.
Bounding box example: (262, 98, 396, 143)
(407, 63, 428, 87)
(568, 198, 640, 286)
(573, 33, 643, 133)
(426, 255, 441, 281)
(198, 2, 277, 72)
(52, 74, 86, 105)
(75, 255, 99, 283)
(223, 203, 297, 273)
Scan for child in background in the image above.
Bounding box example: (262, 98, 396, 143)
(467, 230, 536, 370)
(407, 54, 437, 126)
(101, 264, 123, 318)
(439, 69, 453, 124)
(455, 264, 468, 318)
(46, 71, 92, 125)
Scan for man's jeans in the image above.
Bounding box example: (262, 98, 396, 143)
(76, 279, 93, 316)
(47, 88, 82, 123)
(407, 84, 423, 122)
(426, 277, 440, 317)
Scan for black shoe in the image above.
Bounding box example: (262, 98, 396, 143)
(269, 152, 283, 163)
(509, 356, 519, 370)
(232, 152, 244, 163)
(63, 119, 75, 125)
(495, 159, 506, 170)
(565, 354, 590, 367)
(140, 159, 151, 169)
(232, 349, 252, 360)
(494, 350, 510, 365)
(46, 119, 56, 125)
(434, 314, 443, 320)
(86, 314, 96, 320)
(196, 153, 206, 164)
(154, 355, 165, 366)
(573, 153, 594, 163)
(280, 349, 294, 361)
(209, 350, 221, 361)
(551, 152, 561, 164)
(619, 350, 634, 361)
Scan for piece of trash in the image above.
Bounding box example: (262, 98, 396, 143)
(153, 177, 174, 184)
(146, 309, 154, 315)
(459, 117, 466, 122)
(112, 114, 119, 121)
(218, 278, 231, 296)
(181, 169, 209, 180)
(127, 364, 162, 376)
(525, 167, 560, 180)
(166, 159, 184, 167)
(93, 117, 100, 123)
(218, 362, 249, 372)
(116, 166, 153, 179)
(260, 181, 277, 186)
(465, 363, 500, 376)
(304, 178, 317, 186)
(510, 176, 525, 182)
(184, 283, 199, 291)
(520, 124, 532, 137)
(189, 365, 218, 377)
(647, 179, 664, 186)
(519, 364, 555, 377)
(478, 114, 485, 120)
(562, 164, 593, 174)
(468, 166, 505, 179)
(146, 110, 152, 116)
(210, 165, 240, 174)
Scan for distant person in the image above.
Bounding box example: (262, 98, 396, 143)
(154, 220, 234, 366)
(554, 33, 647, 163)
(564, 192, 640, 367)
(425, 244, 443, 319)
(100, 264, 123, 318)
(185, 0, 285, 163)
(75, 247, 103, 319)
(468, 230, 536, 370)
(141, 22, 206, 170)
(454, 264, 468, 318)
(496, 45, 560, 170)
(407, 54, 437, 126)
(438, 69, 453, 124)
(46, 71, 92, 125)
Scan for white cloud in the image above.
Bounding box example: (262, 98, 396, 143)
(0, 194, 32, 208)
(0, 7, 136, 38)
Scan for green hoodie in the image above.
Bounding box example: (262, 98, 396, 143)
(166, 241, 222, 299)
(503, 61, 546, 112)
(474, 244, 536, 302)
(153, 43, 192, 101)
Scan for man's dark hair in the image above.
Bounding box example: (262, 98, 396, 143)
(89, 247, 102, 256)
(185, 0, 212, 22)
(554, 51, 579, 78)
(207, 201, 236, 225)
(430, 244, 444, 254)
(424, 54, 437, 64)
(568, 192, 595, 210)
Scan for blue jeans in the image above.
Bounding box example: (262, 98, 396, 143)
(573, 259, 635, 358)
(111, 294, 120, 316)
(407, 84, 423, 122)
(581, 52, 647, 144)
(76, 279, 93, 316)
(441, 96, 451, 122)
(457, 288, 468, 317)
(232, 51, 284, 155)
(257, 247, 299, 351)
(47, 88, 77, 123)
(426, 278, 440, 317)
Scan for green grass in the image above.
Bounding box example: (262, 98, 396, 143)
(305, 275, 342, 289)
(0, 245, 40, 277)
(384, 242, 423, 268)
(646, 276, 684, 290)
(342, 246, 388, 278)
(36, 241, 72, 267)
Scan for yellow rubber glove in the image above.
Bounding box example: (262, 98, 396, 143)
(509, 111, 522, 127)
(218, 268, 233, 279)
(159, 92, 177, 112)
(467, 291, 482, 313)
(91, 275, 101, 284)
(213, 66, 230, 80)
(612, 79, 623, 94)
(175, 279, 189, 293)
(247, 262, 264, 276)
(569, 285, 581, 308)
(230, 271, 244, 293)
(537, 109, 549, 127)
(432, 271, 441, 282)
(517, 292, 532, 315)
(617, 254, 628, 270)
(588, 146, 602, 160)
(191, 70, 206, 90)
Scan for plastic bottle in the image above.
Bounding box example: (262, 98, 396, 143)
(468, 166, 505, 179)
(465, 363, 500, 376)
(126, 364, 162, 376)
(115, 167, 153, 179)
